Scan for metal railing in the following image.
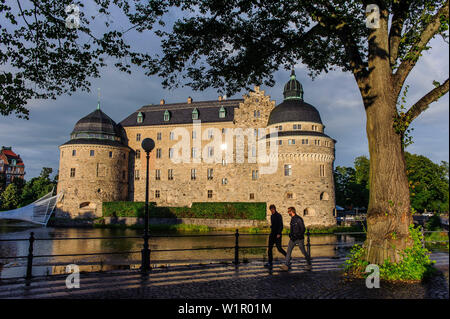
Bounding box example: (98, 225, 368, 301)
(0, 228, 448, 285)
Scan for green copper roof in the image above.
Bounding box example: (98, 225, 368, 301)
(283, 69, 303, 101)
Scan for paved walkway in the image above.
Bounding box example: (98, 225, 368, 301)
(0, 255, 448, 299)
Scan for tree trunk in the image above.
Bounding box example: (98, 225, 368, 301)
(364, 86, 413, 265)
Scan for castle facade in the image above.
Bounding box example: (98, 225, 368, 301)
(56, 71, 337, 226)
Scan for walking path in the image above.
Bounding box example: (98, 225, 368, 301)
(0, 254, 448, 299)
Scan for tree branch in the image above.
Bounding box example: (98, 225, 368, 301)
(405, 78, 449, 124)
(389, 0, 411, 68)
(394, 1, 449, 96)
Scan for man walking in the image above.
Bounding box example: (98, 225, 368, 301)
(280, 207, 312, 271)
(264, 204, 287, 268)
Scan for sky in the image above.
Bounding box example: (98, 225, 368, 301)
(0, 6, 448, 179)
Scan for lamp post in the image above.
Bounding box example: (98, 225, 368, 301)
(141, 138, 155, 273)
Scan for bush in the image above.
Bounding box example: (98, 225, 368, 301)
(103, 201, 267, 220)
(344, 225, 436, 281)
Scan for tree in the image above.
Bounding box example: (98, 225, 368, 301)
(405, 153, 449, 213)
(120, 0, 449, 264)
(1, 183, 20, 210)
(20, 168, 56, 207)
(354, 156, 370, 189)
(0, 0, 153, 118)
(334, 163, 369, 209)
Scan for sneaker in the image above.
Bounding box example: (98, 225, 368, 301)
(280, 264, 289, 271)
(264, 262, 273, 268)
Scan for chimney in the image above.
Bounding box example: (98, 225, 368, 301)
(160, 99, 165, 105)
(218, 95, 223, 101)
(187, 96, 193, 104)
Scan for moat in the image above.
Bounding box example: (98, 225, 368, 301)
(0, 223, 362, 279)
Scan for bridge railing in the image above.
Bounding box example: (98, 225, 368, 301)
(0, 228, 448, 285)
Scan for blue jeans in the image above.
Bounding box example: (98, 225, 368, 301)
(285, 239, 311, 266)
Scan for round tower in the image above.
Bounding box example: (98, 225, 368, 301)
(262, 70, 337, 227)
(56, 106, 130, 218)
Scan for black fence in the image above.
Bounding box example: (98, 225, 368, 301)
(0, 228, 448, 285)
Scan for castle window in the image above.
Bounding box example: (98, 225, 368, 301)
(302, 139, 309, 145)
(251, 146, 257, 157)
(284, 164, 292, 176)
(249, 193, 255, 200)
(320, 164, 325, 177)
(169, 148, 174, 159)
(222, 128, 227, 134)
(320, 192, 329, 201)
(252, 170, 258, 180)
(155, 169, 160, 180)
(293, 124, 301, 130)
(70, 168, 76, 178)
(207, 129, 213, 139)
(207, 190, 213, 198)
(136, 133, 141, 142)
(222, 178, 228, 185)
(303, 208, 315, 216)
(168, 169, 173, 180)
(90, 150, 95, 156)
(156, 148, 162, 158)
(135, 150, 141, 159)
(207, 168, 213, 180)
(286, 192, 293, 199)
(219, 106, 226, 118)
(288, 139, 296, 145)
(191, 169, 197, 180)
(109, 151, 113, 158)
(192, 108, 199, 120)
(312, 125, 318, 131)
(155, 190, 160, 198)
(192, 147, 197, 159)
(135, 170, 140, 180)
(164, 110, 170, 121)
(72, 150, 76, 156)
(192, 131, 197, 139)
(314, 140, 320, 146)
(157, 132, 162, 140)
(208, 146, 214, 157)
(137, 112, 143, 123)
(254, 110, 260, 118)
(169, 132, 175, 140)
(277, 140, 282, 145)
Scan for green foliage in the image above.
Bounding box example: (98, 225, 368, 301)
(345, 225, 436, 281)
(393, 85, 414, 148)
(103, 202, 267, 220)
(1, 183, 21, 210)
(425, 215, 443, 231)
(405, 153, 449, 213)
(334, 162, 369, 209)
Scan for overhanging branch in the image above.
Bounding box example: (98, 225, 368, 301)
(405, 78, 449, 125)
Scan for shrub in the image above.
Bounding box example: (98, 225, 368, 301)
(103, 201, 267, 220)
(344, 225, 436, 281)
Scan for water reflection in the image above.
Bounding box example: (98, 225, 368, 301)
(0, 225, 360, 279)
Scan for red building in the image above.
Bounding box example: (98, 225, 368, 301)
(0, 146, 25, 185)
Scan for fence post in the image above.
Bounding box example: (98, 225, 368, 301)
(306, 229, 311, 260)
(421, 226, 425, 249)
(26, 232, 35, 284)
(233, 229, 239, 265)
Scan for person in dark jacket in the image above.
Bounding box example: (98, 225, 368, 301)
(264, 204, 287, 268)
(280, 207, 311, 271)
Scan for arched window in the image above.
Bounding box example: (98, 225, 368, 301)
(137, 112, 143, 123)
(219, 106, 226, 118)
(320, 192, 329, 201)
(303, 208, 315, 216)
(192, 108, 199, 120)
(164, 110, 170, 121)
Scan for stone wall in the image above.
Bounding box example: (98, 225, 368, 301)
(56, 144, 130, 218)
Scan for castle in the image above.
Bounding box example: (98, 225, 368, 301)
(56, 71, 337, 226)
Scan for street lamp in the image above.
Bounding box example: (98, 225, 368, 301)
(141, 137, 155, 273)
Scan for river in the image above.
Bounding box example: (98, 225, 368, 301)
(0, 222, 362, 279)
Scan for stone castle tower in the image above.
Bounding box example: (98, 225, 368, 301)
(56, 70, 336, 226)
(56, 106, 130, 218)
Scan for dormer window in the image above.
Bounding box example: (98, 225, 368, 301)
(164, 110, 170, 121)
(192, 108, 199, 120)
(219, 106, 226, 118)
(137, 112, 143, 123)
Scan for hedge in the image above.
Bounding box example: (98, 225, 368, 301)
(102, 202, 267, 220)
